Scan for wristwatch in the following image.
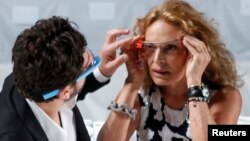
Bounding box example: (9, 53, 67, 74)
(188, 84, 210, 102)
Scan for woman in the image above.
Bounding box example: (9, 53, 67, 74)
(98, 0, 243, 141)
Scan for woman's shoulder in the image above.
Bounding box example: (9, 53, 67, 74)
(218, 85, 241, 99)
(210, 85, 241, 103)
(209, 85, 242, 123)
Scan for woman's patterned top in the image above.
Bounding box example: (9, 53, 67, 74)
(136, 85, 215, 141)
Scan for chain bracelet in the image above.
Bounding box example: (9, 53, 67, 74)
(107, 100, 137, 120)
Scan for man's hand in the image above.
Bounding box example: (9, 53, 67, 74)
(99, 29, 133, 77)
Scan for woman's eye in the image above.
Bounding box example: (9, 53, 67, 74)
(143, 43, 155, 49)
(163, 44, 178, 52)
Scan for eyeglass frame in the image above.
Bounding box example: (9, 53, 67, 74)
(42, 48, 101, 100)
(142, 40, 181, 56)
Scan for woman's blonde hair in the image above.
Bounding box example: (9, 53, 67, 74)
(134, 0, 243, 92)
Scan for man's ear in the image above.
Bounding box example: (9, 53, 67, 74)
(58, 85, 73, 100)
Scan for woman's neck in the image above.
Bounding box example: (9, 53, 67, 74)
(159, 81, 188, 110)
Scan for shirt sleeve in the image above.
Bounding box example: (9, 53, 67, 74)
(77, 68, 111, 101)
(93, 67, 110, 83)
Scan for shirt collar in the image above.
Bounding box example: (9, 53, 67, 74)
(26, 99, 77, 141)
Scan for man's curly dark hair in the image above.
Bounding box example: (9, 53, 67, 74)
(12, 16, 87, 102)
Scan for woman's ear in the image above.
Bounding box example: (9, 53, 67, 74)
(58, 85, 72, 100)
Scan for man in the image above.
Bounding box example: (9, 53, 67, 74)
(0, 16, 134, 141)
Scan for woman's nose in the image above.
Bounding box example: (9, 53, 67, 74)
(153, 48, 166, 63)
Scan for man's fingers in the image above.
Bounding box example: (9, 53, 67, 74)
(105, 29, 130, 44)
(109, 54, 129, 71)
(113, 35, 142, 52)
(108, 37, 133, 53)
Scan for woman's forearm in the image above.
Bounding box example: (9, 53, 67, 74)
(188, 101, 215, 141)
(97, 81, 139, 141)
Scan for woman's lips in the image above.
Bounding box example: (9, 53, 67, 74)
(152, 69, 170, 77)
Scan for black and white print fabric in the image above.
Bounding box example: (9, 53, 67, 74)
(137, 86, 192, 141)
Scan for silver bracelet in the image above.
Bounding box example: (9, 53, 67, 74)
(188, 97, 208, 103)
(107, 100, 137, 120)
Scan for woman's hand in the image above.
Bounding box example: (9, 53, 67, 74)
(183, 35, 211, 87)
(122, 36, 146, 87)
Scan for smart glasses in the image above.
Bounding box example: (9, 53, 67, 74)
(142, 40, 180, 56)
(42, 48, 101, 100)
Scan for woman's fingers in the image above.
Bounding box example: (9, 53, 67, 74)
(183, 35, 211, 78)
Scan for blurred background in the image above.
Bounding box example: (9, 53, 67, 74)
(0, 0, 249, 129)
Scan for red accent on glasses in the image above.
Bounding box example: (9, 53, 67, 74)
(136, 36, 145, 49)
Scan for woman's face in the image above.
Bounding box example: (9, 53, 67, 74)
(144, 19, 188, 86)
